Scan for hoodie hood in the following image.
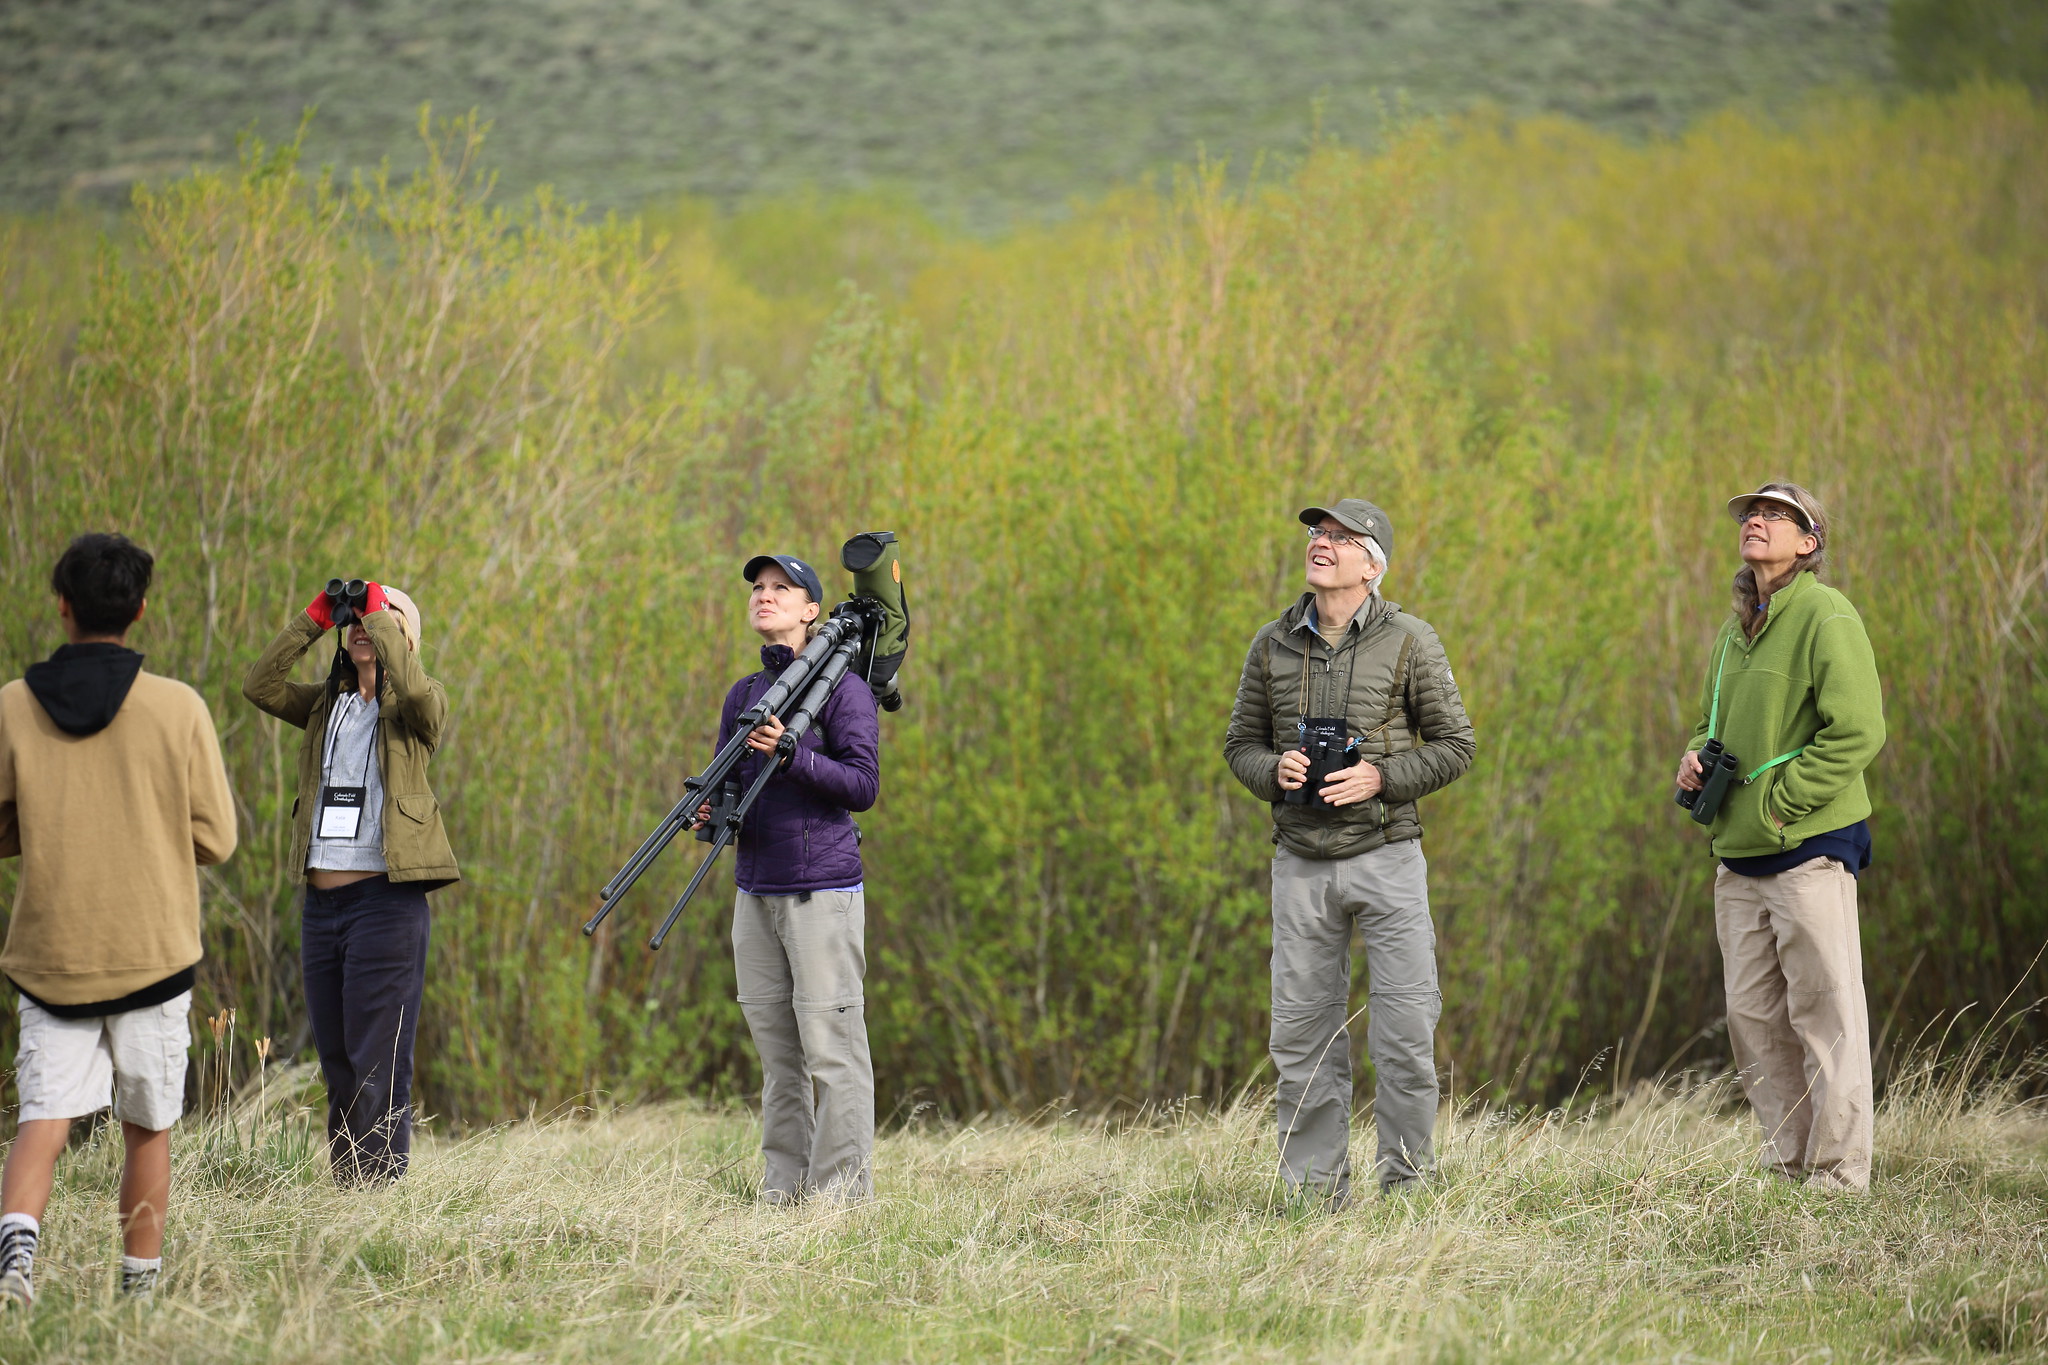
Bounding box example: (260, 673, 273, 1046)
(24, 643, 145, 736)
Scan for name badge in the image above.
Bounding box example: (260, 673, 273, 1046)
(318, 785, 367, 840)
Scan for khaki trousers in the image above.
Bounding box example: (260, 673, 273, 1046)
(732, 889, 874, 1202)
(1714, 857, 1873, 1191)
(1270, 841, 1441, 1200)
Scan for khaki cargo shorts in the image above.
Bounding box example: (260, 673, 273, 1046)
(14, 992, 192, 1131)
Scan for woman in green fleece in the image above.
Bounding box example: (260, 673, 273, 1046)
(1676, 482, 1885, 1192)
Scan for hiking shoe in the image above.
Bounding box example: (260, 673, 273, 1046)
(120, 1265, 159, 1302)
(0, 1265, 34, 1310)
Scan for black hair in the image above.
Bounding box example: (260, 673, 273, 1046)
(50, 532, 154, 635)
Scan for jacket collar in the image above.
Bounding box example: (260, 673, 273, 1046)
(1740, 569, 1816, 646)
(1283, 592, 1395, 643)
(760, 642, 798, 672)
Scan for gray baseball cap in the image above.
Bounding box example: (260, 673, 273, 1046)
(1298, 499, 1393, 557)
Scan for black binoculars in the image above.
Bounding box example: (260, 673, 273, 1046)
(694, 780, 740, 844)
(324, 578, 369, 629)
(1675, 737, 1740, 825)
(1283, 719, 1358, 808)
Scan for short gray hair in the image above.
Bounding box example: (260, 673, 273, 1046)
(1364, 536, 1389, 592)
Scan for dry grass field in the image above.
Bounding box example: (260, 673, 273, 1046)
(1, 1057, 2043, 1362)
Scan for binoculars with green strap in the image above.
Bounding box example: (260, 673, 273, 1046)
(1676, 737, 1739, 825)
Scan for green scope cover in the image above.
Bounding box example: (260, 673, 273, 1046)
(840, 531, 911, 711)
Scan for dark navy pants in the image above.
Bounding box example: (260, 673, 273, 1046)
(301, 875, 430, 1186)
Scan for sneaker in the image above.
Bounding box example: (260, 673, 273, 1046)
(0, 1264, 33, 1310)
(120, 1264, 160, 1302)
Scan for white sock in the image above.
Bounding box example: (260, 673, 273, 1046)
(0, 1213, 38, 1277)
(121, 1253, 162, 1297)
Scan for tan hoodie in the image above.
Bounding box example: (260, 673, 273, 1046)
(0, 660, 237, 1006)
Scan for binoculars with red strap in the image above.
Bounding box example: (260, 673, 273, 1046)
(324, 578, 369, 629)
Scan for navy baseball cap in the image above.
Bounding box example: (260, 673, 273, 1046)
(743, 553, 825, 603)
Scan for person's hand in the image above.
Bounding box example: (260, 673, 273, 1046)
(1276, 749, 1311, 792)
(689, 800, 713, 830)
(361, 582, 389, 615)
(746, 715, 788, 760)
(1319, 760, 1384, 807)
(304, 588, 335, 630)
(1676, 749, 1704, 792)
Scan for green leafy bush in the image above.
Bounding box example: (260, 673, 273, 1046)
(0, 89, 2043, 1124)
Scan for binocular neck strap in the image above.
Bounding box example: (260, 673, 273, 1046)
(1743, 749, 1804, 785)
(1707, 635, 1733, 743)
(1297, 616, 1365, 729)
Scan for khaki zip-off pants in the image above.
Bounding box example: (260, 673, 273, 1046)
(1714, 857, 1873, 1192)
(1270, 841, 1441, 1200)
(733, 888, 874, 1202)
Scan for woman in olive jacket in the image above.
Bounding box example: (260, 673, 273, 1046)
(243, 582, 458, 1185)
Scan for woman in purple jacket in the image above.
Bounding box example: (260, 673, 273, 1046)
(708, 552, 881, 1203)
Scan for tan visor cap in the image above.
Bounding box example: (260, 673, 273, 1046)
(1725, 487, 1812, 531)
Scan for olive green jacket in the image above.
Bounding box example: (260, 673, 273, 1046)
(242, 609, 460, 889)
(1225, 593, 1477, 859)
(1683, 571, 1885, 859)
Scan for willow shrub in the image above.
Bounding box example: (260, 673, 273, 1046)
(0, 90, 2042, 1124)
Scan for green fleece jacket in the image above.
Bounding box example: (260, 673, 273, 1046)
(1684, 571, 1885, 859)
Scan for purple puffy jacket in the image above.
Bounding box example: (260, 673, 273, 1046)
(718, 644, 881, 895)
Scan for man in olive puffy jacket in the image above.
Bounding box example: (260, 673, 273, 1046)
(1677, 482, 1884, 1192)
(1225, 499, 1476, 1202)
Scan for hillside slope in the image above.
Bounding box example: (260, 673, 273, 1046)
(1, 0, 1891, 217)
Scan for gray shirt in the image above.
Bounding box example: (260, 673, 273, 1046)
(305, 689, 387, 874)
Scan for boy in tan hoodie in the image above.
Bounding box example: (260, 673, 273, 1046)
(0, 533, 237, 1308)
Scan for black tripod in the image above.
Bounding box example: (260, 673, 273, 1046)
(583, 596, 885, 950)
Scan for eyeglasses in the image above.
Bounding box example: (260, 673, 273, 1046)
(1305, 525, 1371, 551)
(1734, 503, 1809, 529)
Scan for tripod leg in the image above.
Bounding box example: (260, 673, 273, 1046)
(649, 826, 738, 949)
(645, 628, 865, 950)
(586, 811, 687, 934)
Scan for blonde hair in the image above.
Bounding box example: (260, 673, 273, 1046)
(382, 586, 423, 653)
(1733, 483, 1827, 636)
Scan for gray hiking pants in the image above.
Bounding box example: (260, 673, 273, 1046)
(1270, 840, 1441, 1199)
(733, 888, 874, 1202)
